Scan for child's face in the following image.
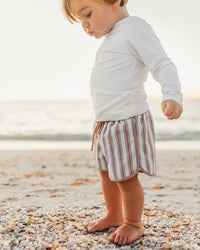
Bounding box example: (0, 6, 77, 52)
(69, 0, 118, 39)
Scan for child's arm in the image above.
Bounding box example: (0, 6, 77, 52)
(161, 99, 183, 120)
(127, 18, 183, 117)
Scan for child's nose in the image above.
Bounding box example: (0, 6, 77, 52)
(82, 19, 89, 30)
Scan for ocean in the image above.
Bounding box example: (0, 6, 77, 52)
(0, 99, 199, 142)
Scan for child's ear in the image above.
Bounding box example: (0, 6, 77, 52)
(113, 0, 121, 8)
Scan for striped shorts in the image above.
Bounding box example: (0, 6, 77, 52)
(92, 110, 156, 182)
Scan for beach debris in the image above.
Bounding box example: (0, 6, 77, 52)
(10, 163, 19, 167)
(71, 178, 98, 186)
(151, 185, 164, 189)
(0, 205, 199, 249)
(173, 185, 193, 190)
(0, 150, 199, 249)
(50, 193, 57, 197)
(0, 171, 6, 175)
(25, 193, 36, 197)
(24, 173, 32, 178)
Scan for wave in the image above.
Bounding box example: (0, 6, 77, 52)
(0, 132, 200, 141)
(0, 133, 92, 141)
(156, 132, 200, 141)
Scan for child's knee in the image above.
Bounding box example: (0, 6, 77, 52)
(117, 174, 139, 189)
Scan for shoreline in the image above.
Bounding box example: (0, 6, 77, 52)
(0, 140, 199, 150)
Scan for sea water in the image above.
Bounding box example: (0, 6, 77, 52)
(0, 99, 199, 144)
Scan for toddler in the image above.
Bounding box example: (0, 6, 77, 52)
(62, 0, 183, 245)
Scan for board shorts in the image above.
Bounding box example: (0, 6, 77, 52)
(91, 110, 156, 182)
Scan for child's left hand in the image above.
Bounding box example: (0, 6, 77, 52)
(162, 100, 183, 120)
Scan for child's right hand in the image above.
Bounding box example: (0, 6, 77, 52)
(162, 100, 183, 120)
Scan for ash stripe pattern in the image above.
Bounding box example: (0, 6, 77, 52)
(93, 110, 156, 181)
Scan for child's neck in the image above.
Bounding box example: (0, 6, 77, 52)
(104, 7, 130, 37)
(114, 7, 129, 25)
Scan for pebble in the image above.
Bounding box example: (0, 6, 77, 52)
(0, 204, 199, 249)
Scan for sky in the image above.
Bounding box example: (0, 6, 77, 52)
(0, 0, 200, 101)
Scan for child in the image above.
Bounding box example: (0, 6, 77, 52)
(62, 0, 183, 245)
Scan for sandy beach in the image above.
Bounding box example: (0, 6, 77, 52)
(0, 146, 200, 249)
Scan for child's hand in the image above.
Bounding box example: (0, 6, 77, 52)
(162, 100, 183, 120)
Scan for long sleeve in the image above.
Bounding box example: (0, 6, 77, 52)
(127, 19, 183, 106)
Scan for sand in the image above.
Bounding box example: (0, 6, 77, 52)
(0, 147, 200, 249)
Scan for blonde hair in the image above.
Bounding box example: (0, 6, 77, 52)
(62, 0, 128, 23)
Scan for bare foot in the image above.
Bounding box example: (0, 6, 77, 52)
(87, 215, 123, 233)
(108, 223, 145, 245)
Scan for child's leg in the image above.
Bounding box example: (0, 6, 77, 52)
(88, 170, 123, 232)
(108, 174, 145, 245)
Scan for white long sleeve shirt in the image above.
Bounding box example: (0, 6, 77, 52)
(89, 16, 183, 121)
